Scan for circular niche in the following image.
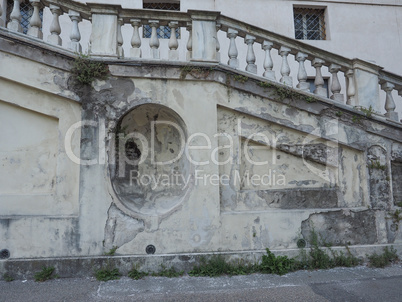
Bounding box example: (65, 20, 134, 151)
(110, 104, 191, 218)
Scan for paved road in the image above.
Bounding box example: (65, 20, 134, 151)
(1, 265, 402, 301)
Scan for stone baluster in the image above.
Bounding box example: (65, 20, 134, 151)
(345, 69, 356, 105)
(0, 3, 4, 27)
(312, 58, 327, 97)
(47, 5, 62, 46)
(7, 0, 22, 32)
(244, 35, 257, 74)
(149, 20, 160, 59)
(216, 23, 221, 62)
(27, 0, 42, 39)
(168, 21, 179, 60)
(295, 52, 309, 91)
(279, 46, 292, 86)
(381, 82, 398, 121)
(262, 41, 275, 80)
(186, 22, 192, 61)
(398, 90, 402, 123)
(227, 28, 239, 68)
(117, 17, 124, 58)
(329, 64, 344, 102)
(68, 10, 82, 53)
(130, 19, 142, 58)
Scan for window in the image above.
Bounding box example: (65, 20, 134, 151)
(143, 1, 180, 39)
(294, 7, 326, 40)
(6, 0, 43, 34)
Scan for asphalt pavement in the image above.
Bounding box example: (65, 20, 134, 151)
(1, 265, 402, 301)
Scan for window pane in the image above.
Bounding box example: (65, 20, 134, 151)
(142, 2, 181, 39)
(295, 30, 304, 40)
(307, 31, 320, 40)
(6, 0, 43, 34)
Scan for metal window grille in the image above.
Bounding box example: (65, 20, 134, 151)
(143, 2, 180, 39)
(6, 0, 43, 34)
(294, 8, 326, 40)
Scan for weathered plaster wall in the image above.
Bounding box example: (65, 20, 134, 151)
(75, 67, 402, 256)
(1, 39, 402, 259)
(0, 51, 81, 257)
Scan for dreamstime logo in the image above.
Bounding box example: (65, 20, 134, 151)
(64, 117, 340, 189)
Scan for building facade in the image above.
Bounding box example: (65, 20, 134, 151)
(0, 0, 402, 276)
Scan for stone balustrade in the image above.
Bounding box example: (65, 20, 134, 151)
(0, 0, 401, 123)
(377, 70, 402, 122)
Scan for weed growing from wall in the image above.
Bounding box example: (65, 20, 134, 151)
(70, 54, 109, 85)
(387, 209, 402, 230)
(232, 74, 249, 83)
(359, 105, 375, 118)
(180, 66, 213, 80)
(104, 246, 118, 256)
(367, 160, 387, 170)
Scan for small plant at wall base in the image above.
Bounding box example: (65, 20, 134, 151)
(70, 54, 109, 85)
(95, 268, 121, 281)
(151, 265, 184, 278)
(293, 229, 362, 270)
(3, 273, 14, 282)
(34, 266, 57, 282)
(260, 248, 295, 275)
(367, 246, 399, 268)
(188, 255, 258, 277)
(128, 267, 148, 280)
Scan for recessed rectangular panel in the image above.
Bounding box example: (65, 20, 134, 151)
(392, 161, 402, 205)
(0, 101, 58, 195)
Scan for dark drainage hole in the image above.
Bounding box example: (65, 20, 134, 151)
(0, 249, 10, 259)
(297, 239, 306, 248)
(146, 245, 156, 254)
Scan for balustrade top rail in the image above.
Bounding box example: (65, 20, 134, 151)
(43, 0, 91, 19)
(1, 0, 401, 124)
(218, 15, 354, 71)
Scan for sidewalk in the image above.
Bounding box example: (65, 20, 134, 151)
(1, 265, 402, 302)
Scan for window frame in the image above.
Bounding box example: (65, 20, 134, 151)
(293, 7, 326, 41)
